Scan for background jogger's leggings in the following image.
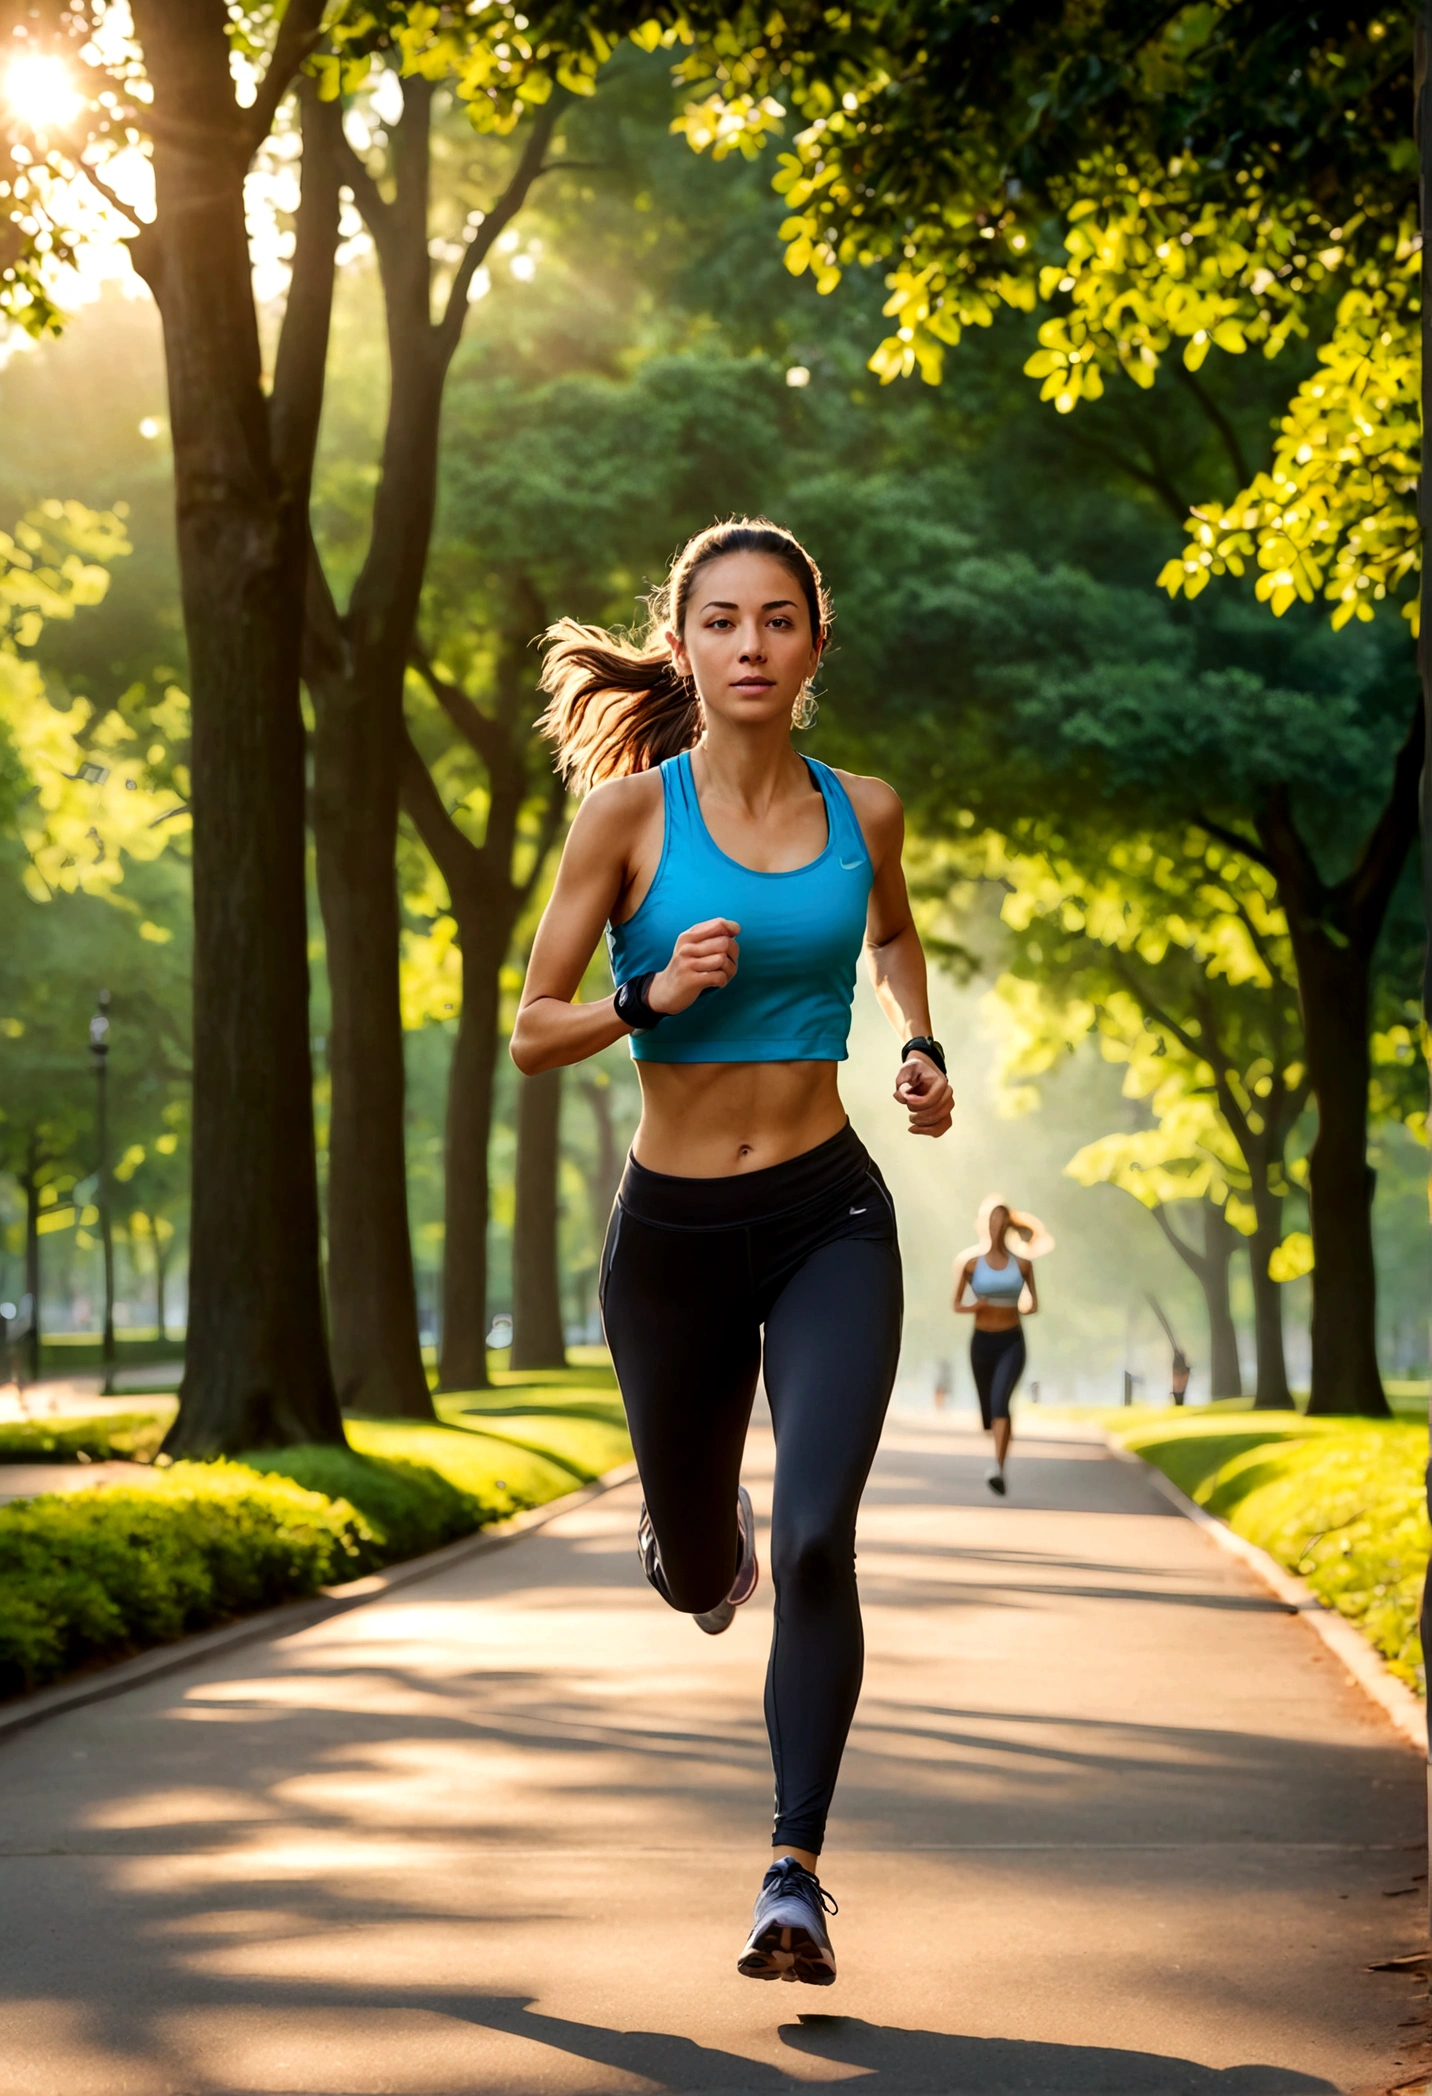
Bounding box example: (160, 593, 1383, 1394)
(599, 1123, 902, 1856)
(970, 1323, 1026, 1429)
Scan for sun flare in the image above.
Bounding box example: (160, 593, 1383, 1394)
(5, 53, 82, 132)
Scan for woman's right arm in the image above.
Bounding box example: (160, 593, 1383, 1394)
(952, 1259, 977, 1314)
(511, 780, 740, 1074)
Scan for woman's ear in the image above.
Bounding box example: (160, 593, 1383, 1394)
(665, 625, 688, 673)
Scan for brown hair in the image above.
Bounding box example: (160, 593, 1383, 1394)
(536, 517, 831, 794)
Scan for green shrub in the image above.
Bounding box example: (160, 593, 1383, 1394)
(1112, 1411, 1430, 1693)
(238, 1446, 485, 1560)
(0, 1462, 372, 1697)
(0, 1413, 168, 1465)
(1201, 1428, 1429, 1692)
(0, 1371, 633, 1702)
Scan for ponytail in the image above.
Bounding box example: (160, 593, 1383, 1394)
(537, 516, 831, 795)
(535, 621, 702, 795)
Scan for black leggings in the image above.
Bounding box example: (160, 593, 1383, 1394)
(599, 1123, 902, 1855)
(971, 1324, 1025, 1429)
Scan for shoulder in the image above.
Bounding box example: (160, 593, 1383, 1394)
(568, 770, 663, 844)
(831, 769, 903, 851)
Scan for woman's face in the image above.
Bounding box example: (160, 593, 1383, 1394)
(988, 1206, 1010, 1247)
(668, 550, 821, 730)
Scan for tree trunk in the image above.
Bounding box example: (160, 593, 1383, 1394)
(304, 82, 560, 1420)
(1199, 1200, 1244, 1400)
(311, 659, 432, 1417)
(578, 1071, 625, 1243)
(511, 1066, 568, 1370)
(150, 1216, 170, 1344)
(1246, 1188, 1293, 1410)
(131, 2, 340, 1458)
(1284, 930, 1386, 1416)
(436, 912, 506, 1391)
(23, 1131, 40, 1387)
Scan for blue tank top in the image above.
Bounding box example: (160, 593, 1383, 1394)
(972, 1254, 1024, 1304)
(607, 750, 872, 1065)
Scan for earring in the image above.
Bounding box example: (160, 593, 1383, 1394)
(792, 686, 819, 731)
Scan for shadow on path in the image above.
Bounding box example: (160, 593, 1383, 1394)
(433, 1993, 1343, 2094)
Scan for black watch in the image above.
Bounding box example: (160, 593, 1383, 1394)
(902, 1034, 946, 1075)
(614, 972, 666, 1033)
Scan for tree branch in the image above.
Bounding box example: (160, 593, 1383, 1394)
(517, 764, 569, 910)
(1253, 783, 1325, 924)
(438, 97, 564, 352)
(332, 120, 394, 249)
(1107, 950, 1207, 1065)
(1058, 423, 1192, 527)
(270, 81, 341, 492)
(77, 158, 146, 236)
(303, 535, 348, 689)
(410, 639, 506, 771)
(245, 0, 330, 153)
(1344, 690, 1425, 937)
(1148, 1200, 1207, 1277)
(1192, 811, 1277, 875)
(1224, 889, 1283, 988)
(399, 728, 483, 905)
(1171, 360, 1253, 490)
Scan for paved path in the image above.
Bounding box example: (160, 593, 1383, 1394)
(0, 1418, 1425, 2095)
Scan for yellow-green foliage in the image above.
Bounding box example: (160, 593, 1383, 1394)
(0, 1462, 372, 1697)
(1113, 1413, 1429, 1692)
(0, 1412, 167, 1465)
(0, 1367, 634, 1700)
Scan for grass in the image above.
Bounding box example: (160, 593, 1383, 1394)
(0, 1412, 169, 1464)
(0, 1360, 632, 1699)
(1107, 1408, 1429, 1694)
(37, 1332, 186, 1373)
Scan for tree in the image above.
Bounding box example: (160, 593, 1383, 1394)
(301, 65, 569, 1417)
(1, 1, 354, 1451)
(982, 830, 1310, 1407)
(399, 617, 567, 1389)
(0, 0, 678, 1450)
(510, 1066, 567, 1368)
(664, 0, 1424, 1416)
(786, 453, 1418, 1416)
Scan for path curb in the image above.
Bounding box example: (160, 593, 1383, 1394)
(1107, 1436, 1426, 1756)
(0, 1458, 640, 1743)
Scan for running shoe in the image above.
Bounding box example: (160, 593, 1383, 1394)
(694, 1485, 758, 1635)
(986, 1467, 1008, 1497)
(737, 1855, 838, 1985)
(636, 1486, 759, 1636)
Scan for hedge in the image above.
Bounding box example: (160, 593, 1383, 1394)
(1110, 1412, 1429, 1693)
(0, 1462, 375, 1697)
(0, 1369, 633, 1701)
(0, 1413, 167, 1465)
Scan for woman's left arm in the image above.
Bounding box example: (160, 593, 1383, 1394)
(1020, 1260, 1038, 1314)
(845, 773, 954, 1139)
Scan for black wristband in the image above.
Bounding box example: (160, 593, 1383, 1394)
(902, 1034, 946, 1075)
(614, 971, 666, 1033)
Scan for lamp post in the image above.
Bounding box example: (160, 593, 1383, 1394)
(89, 990, 115, 1397)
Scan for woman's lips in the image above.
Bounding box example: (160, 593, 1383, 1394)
(732, 678, 774, 691)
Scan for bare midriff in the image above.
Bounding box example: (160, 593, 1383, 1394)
(631, 1060, 849, 1178)
(971, 1302, 1022, 1333)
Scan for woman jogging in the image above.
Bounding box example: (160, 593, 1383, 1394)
(952, 1197, 1051, 1495)
(511, 517, 953, 1986)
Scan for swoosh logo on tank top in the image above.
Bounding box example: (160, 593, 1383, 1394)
(840, 855, 867, 870)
